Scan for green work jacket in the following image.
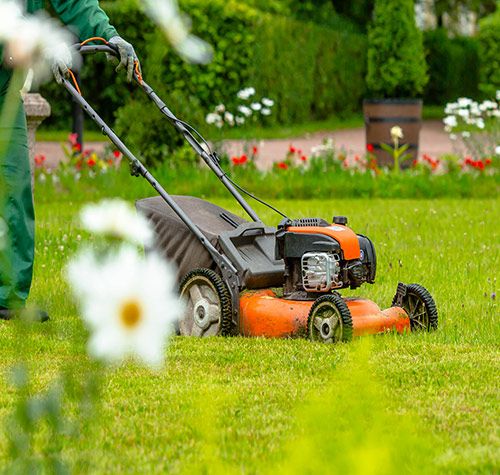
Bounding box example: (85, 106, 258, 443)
(26, 0, 117, 42)
(1, 0, 117, 91)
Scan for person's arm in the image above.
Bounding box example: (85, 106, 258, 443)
(50, 0, 139, 82)
(49, 0, 117, 42)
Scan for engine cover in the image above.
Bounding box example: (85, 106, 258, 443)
(276, 219, 377, 297)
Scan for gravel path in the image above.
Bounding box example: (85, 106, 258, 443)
(35, 120, 453, 170)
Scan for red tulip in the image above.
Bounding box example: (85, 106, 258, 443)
(252, 146, 258, 155)
(68, 133, 78, 146)
(277, 162, 288, 170)
(301, 155, 308, 162)
(289, 146, 296, 154)
(366, 143, 374, 153)
(113, 150, 122, 159)
(87, 158, 96, 167)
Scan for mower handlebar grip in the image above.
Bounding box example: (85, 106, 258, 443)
(74, 43, 119, 58)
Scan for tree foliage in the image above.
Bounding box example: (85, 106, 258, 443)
(366, 0, 428, 98)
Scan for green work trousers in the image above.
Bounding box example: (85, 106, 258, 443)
(0, 70, 35, 309)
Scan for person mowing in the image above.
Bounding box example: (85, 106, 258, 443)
(0, 0, 140, 321)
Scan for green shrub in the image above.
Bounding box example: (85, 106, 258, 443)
(478, 5, 500, 97)
(40, 0, 367, 158)
(366, 0, 428, 98)
(424, 29, 480, 104)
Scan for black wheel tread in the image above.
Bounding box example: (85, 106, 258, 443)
(392, 283, 438, 332)
(307, 294, 353, 343)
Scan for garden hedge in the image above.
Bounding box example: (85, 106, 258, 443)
(40, 0, 366, 164)
(423, 29, 480, 104)
(478, 6, 500, 97)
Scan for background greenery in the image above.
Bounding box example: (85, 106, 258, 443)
(37, 0, 499, 159)
(366, 0, 428, 98)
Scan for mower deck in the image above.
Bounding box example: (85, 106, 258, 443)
(239, 290, 410, 338)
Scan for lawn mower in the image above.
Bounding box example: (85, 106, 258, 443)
(61, 42, 438, 343)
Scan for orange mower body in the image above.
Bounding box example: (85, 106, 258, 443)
(239, 290, 410, 338)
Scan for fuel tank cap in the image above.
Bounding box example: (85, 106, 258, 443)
(333, 216, 348, 225)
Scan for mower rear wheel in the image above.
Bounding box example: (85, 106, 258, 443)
(307, 294, 353, 344)
(393, 283, 438, 332)
(179, 268, 232, 337)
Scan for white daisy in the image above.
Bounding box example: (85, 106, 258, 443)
(261, 108, 272, 116)
(80, 199, 154, 247)
(0, 3, 76, 85)
(67, 246, 182, 368)
(142, 0, 213, 64)
(251, 102, 262, 111)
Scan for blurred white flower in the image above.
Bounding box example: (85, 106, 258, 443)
(205, 112, 220, 125)
(261, 108, 272, 116)
(457, 97, 472, 107)
(81, 199, 154, 246)
(0, 3, 77, 86)
(215, 104, 225, 114)
(237, 105, 252, 117)
(67, 245, 182, 368)
(261, 98, 274, 107)
(457, 108, 469, 118)
(496, 146, 500, 155)
(497, 90, 500, 101)
(462, 131, 471, 138)
(235, 116, 245, 125)
(390, 126, 403, 141)
(0, 218, 7, 251)
(237, 87, 255, 100)
(142, 0, 213, 64)
(443, 115, 457, 129)
(251, 102, 262, 111)
(476, 118, 485, 129)
(224, 111, 235, 126)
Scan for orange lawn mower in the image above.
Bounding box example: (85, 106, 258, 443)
(62, 41, 438, 343)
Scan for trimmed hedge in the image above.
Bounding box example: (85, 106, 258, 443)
(39, 0, 366, 163)
(423, 29, 480, 104)
(478, 6, 500, 97)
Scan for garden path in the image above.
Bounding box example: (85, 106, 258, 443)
(35, 120, 453, 170)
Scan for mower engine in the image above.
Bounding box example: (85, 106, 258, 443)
(276, 216, 376, 298)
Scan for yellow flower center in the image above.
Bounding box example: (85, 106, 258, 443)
(120, 300, 142, 329)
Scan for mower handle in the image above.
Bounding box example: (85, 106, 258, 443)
(66, 41, 261, 224)
(74, 43, 119, 58)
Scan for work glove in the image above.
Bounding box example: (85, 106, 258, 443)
(47, 43, 73, 84)
(108, 36, 140, 82)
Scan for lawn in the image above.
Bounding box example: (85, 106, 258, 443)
(0, 194, 498, 473)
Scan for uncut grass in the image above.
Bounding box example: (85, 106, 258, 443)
(0, 197, 498, 473)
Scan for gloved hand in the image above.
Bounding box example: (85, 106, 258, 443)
(108, 36, 140, 82)
(48, 43, 73, 84)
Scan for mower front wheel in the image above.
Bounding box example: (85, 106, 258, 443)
(307, 294, 353, 344)
(392, 283, 438, 332)
(179, 268, 233, 337)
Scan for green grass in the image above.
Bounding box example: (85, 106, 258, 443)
(36, 115, 364, 144)
(0, 195, 499, 473)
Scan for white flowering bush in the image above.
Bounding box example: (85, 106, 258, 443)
(443, 92, 500, 160)
(205, 87, 275, 129)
